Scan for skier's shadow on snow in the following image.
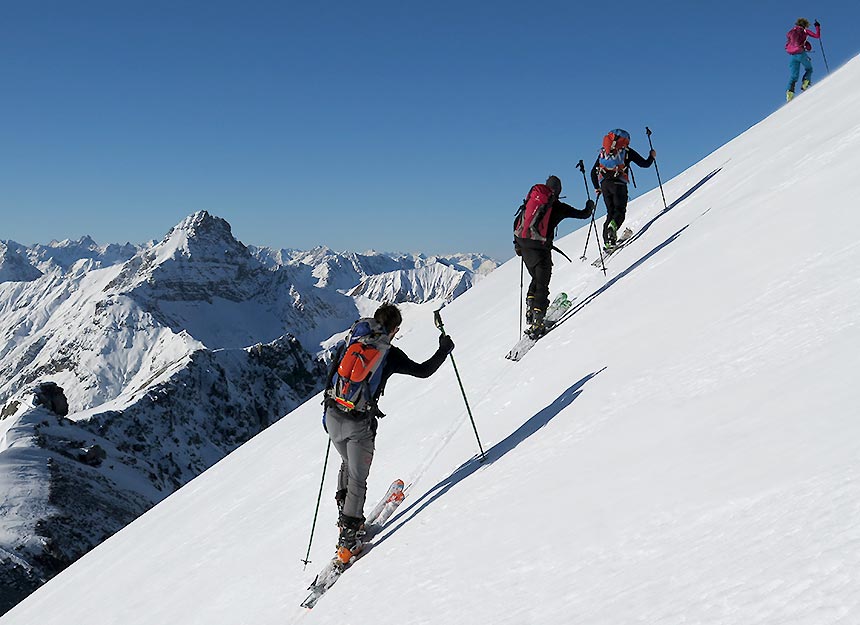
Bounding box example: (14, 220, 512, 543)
(374, 370, 604, 546)
(619, 167, 722, 249)
(553, 225, 690, 332)
(667, 167, 722, 211)
(552, 168, 721, 330)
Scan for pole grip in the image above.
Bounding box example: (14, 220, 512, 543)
(433, 309, 445, 333)
(577, 157, 605, 271)
(645, 126, 668, 210)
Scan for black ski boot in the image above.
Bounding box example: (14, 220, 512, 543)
(336, 513, 365, 564)
(603, 219, 618, 250)
(525, 308, 546, 340)
(525, 296, 536, 325)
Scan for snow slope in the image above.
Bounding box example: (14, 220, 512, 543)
(4, 55, 860, 625)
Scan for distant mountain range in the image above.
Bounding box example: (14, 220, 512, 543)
(0, 211, 498, 614)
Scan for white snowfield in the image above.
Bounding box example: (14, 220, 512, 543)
(3, 55, 860, 625)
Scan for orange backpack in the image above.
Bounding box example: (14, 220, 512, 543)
(327, 319, 391, 414)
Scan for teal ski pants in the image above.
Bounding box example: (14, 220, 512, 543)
(787, 52, 813, 92)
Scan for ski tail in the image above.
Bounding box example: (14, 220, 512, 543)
(506, 293, 574, 361)
(365, 479, 405, 526)
(301, 479, 408, 609)
(593, 228, 634, 266)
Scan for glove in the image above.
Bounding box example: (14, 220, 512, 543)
(814, 20, 820, 28)
(514, 241, 522, 257)
(439, 334, 454, 354)
(585, 199, 595, 217)
(650, 149, 657, 159)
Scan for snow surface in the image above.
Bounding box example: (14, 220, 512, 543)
(3, 55, 860, 625)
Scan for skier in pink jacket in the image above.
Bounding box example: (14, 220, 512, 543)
(785, 18, 821, 102)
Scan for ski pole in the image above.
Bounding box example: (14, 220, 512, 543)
(519, 258, 524, 338)
(645, 127, 668, 210)
(576, 159, 595, 260)
(576, 159, 607, 274)
(301, 438, 331, 569)
(816, 21, 830, 73)
(433, 308, 486, 462)
(590, 196, 607, 276)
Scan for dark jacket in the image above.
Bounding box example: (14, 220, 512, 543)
(590, 148, 654, 189)
(514, 198, 592, 251)
(377, 344, 449, 397)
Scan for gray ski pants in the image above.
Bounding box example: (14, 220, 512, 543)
(326, 406, 376, 520)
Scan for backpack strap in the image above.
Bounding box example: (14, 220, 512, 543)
(551, 245, 572, 263)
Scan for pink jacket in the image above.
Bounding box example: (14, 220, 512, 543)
(786, 24, 821, 54)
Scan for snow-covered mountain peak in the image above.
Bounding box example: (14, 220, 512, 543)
(248, 245, 499, 294)
(49, 235, 98, 250)
(23, 236, 140, 275)
(154, 210, 251, 264)
(348, 262, 475, 303)
(0, 242, 43, 283)
(107, 211, 264, 303)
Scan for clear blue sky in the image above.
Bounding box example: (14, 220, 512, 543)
(1, 0, 858, 261)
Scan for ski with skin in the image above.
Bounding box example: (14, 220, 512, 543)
(301, 479, 406, 609)
(592, 227, 634, 267)
(505, 292, 573, 362)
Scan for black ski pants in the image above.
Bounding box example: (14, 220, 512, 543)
(600, 179, 629, 239)
(520, 245, 552, 316)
